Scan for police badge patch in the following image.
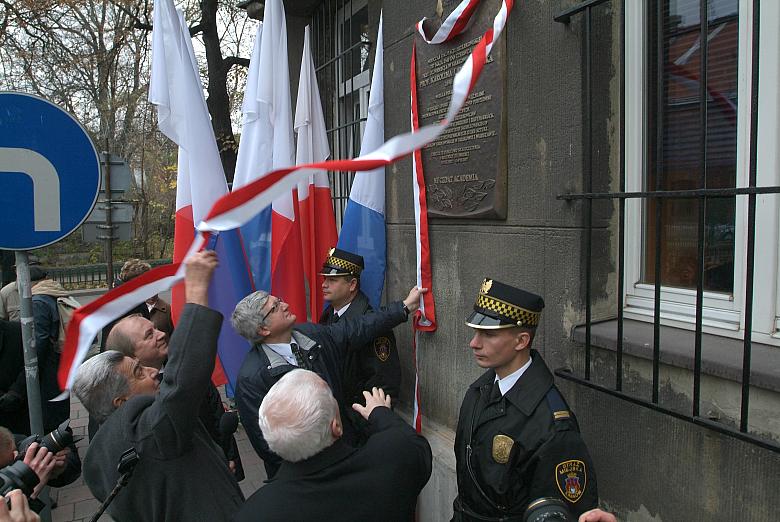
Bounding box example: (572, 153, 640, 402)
(491, 434, 514, 464)
(373, 337, 391, 362)
(555, 460, 587, 503)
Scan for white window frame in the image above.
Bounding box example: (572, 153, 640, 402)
(623, 0, 780, 345)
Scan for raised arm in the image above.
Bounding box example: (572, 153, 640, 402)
(315, 286, 426, 351)
(138, 251, 222, 456)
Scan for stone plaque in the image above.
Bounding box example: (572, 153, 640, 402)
(414, 0, 507, 219)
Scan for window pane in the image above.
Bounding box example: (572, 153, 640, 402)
(644, 0, 738, 294)
(340, 6, 369, 83)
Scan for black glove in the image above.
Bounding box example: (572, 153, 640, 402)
(0, 390, 23, 412)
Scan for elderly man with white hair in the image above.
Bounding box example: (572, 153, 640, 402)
(73, 251, 244, 522)
(234, 369, 432, 522)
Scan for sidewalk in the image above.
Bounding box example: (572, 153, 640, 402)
(49, 391, 266, 522)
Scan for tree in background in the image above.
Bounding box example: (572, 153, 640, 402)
(0, 0, 256, 265)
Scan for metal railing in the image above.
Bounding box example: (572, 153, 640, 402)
(47, 259, 171, 290)
(555, 0, 780, 452)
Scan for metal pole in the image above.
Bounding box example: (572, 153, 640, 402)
(14, 250, 52, 522)
(15, 251, 44, 435)
(103, 150, 115, 288)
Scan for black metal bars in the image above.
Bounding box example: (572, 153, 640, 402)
(556, 0, 777, 451)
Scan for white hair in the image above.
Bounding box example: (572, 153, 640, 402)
(259, 369, 340, 462)
(72, 350, 129, 423)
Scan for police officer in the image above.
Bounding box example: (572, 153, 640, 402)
(452, 279, 598, 521)
(319, 248, 401, 437)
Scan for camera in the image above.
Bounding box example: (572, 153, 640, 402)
(15, 419, 75, 460)
(523, 497, 573, 522)
(0, 460, 39, 505)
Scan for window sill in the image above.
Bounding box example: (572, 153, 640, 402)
(572, 319, 780, 393)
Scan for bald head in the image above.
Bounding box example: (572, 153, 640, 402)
(106, 315, 168, 369)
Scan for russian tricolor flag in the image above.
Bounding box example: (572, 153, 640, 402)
(337, 13, 386, 309)
(149, 0, 253, 389)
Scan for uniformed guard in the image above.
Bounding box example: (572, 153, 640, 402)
(452, 278, 598, 521)
(319, 247, 401, 440)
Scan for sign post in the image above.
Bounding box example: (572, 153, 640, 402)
(0, 91, 100, 465)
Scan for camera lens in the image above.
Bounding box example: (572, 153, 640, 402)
(41, 420, 73, 454)
(523, 497, 572, 522)
(0, 461, 40, 497)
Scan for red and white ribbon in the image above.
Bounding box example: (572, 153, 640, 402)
(417, 0, 481, 44)
(410, 0, 512, 432)
(58, 0, 515, 392)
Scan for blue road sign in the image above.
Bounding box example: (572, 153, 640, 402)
(0, 92, 101, 250)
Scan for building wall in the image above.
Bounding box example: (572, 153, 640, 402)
(375, 1, 780, 520)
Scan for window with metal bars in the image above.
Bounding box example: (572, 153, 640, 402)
(311, 0, 372, 231)
(556, 0, 780, 452)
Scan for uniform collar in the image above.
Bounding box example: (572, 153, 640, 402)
(469, 349, 553, 416)
(271, 439, 356, 482)
(494, 356, 533, 395)
(333, 301, 352, 317)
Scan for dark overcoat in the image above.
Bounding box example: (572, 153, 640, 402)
(235, 301, 407, 478)
(233, 407, 432, 522)
(319, 290, 401, 401)
(83, 305, 244, 522)
(453, 351, 598, 521)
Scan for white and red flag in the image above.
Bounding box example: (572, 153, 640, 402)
(295, 24, 337, 316)
(148, 0, 253, 387)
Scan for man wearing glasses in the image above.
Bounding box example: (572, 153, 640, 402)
(231, 285, 425, 478)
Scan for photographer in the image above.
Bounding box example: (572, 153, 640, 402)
(0, 427, 56, 499)
(0, 490, 39, 522)
(72, 251, 243, 522)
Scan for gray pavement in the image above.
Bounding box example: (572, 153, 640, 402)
(48, 379, 265, 521)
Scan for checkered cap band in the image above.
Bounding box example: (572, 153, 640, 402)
(324, 255, 362, 275)
(475, 293, 541, 327)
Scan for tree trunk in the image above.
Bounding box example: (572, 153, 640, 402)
(199, 0, 238, 184)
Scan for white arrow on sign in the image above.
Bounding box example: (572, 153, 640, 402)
(0, 147, 61, 231)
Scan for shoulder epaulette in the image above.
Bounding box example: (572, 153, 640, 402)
(545, 387, 571, 421)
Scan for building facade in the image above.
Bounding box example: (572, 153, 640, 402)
(272, 0, 780, 519)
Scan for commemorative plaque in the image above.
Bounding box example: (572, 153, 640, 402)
(415, 0, 507, 219)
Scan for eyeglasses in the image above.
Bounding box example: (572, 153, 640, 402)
(261, 298, 282, 323)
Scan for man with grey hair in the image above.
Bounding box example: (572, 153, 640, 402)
(233, 370, 432, 522)
(232, 285, 425, 478)
(73, 251, 244, 522)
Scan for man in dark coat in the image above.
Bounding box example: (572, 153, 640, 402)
(106, 310, 244, 480)
(233, 369, 432, 522)
(73, 251, 244, 522)
(452, 279, 598, 521)
(319, 249, 401, 423)
(231, 284, 424, 478)
(0, 319, 28, 434)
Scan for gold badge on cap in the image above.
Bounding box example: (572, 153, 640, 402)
(328, 247, 335, 256)
(481, 278, 493, 294)
(491, 434, 514, 464)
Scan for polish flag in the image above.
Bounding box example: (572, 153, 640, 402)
(250, 0, 306, 320)
(149, 0, 253, 387)
(295, 25, 337, 316)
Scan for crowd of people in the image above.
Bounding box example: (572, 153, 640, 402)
(0, 248, 619, 522)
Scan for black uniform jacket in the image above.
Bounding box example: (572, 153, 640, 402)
(233, 406, 432, 522)
(235, 301, 407, 478)
(453, 351, 598, 521)
(319, 290, 401, 402)
(83, 305, 244, 522)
